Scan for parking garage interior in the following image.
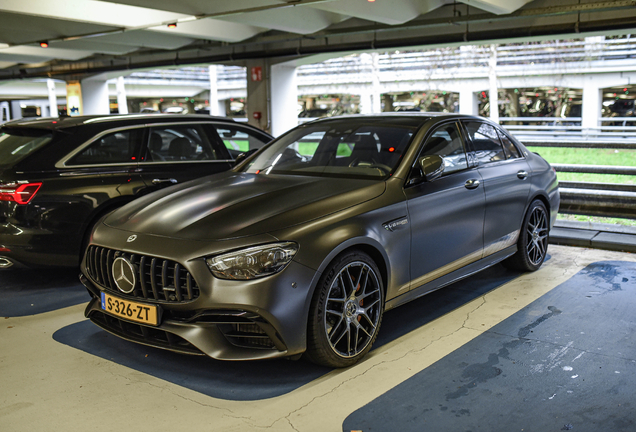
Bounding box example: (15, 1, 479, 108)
(2, 1, 636, 431)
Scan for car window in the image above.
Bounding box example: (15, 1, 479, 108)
(243, 122, 415, 179)
(0, 129, 52, 168)
(417, 122, 468, 175)
(67, 129, 143, 165)
(143, 125, 220, 162)
(497, 129, 522, 159)
(216, 125, 270, 159)
(463, 121, 506, 164)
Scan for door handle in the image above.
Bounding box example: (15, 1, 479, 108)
(152, 178, 178, 185)
(465, 179, 480, 189)
(517, 170, 528, 179)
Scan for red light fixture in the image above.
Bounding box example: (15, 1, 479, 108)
(39, 41, 49, 48)
(167, 23, 177, 29)
(0, 182, 42, 205)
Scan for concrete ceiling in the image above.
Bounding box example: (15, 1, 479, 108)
(0, 0, 635, 81)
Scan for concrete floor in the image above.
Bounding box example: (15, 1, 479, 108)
(1, 245, 635, 432)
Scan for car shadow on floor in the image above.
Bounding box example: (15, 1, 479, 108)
(0, 268, 87, 317)
(51, 262, 527, 401)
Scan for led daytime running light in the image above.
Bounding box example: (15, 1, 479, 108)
(206, 242, 298, 280)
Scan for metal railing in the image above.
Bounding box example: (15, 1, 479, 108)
(522, 140, 636, 220)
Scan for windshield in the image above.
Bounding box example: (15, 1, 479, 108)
(0, 129, 53, 168)
(241, 120, 418, 179)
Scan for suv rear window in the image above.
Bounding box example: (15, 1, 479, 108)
(0, 129, 53, 168)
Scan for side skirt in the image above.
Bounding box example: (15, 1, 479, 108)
(385, 245, 517, 312)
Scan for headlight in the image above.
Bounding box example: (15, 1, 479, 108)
(205, 242, 299, 280)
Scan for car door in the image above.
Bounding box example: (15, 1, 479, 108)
(138, 122, 234, 193)
(461, 121, 531, 256)
(404, 120, 486, 292)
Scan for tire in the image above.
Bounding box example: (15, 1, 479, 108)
(305, 251, 384, 368)
(503, 199, 549, 272)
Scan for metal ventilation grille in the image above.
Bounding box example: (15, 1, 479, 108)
(86, 245, 200, 303)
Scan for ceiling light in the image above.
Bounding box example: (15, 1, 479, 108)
(40, 41, 49, 48)
(167, 23, 177, 29)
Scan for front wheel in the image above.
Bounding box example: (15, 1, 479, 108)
(305, 251, 384, 368)
(503, 200, 549, 272)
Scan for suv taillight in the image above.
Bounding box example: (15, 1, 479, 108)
(0, 182, 42, 204)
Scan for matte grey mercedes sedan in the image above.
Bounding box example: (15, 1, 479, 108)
(81, 114, 559, 368)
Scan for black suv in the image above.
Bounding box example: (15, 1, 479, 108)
(0, 114, 272, 268)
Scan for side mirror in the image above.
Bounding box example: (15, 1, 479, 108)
(420, 155, 445, 181)
(233, 148, 258, 166)
(408, 155, 445, 186)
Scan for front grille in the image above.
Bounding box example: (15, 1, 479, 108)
(89, 309, 203, 355)
(86, 245, 200, 303)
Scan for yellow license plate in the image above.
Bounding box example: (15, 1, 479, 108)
(101, 292, 159, 326)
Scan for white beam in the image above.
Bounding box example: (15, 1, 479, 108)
(0, 0, 189, 28)
(310, 0, 444, 26)
(224, 7, 344, 35)
(458, 0, 533, 15)
(0, 46, 94, 61)
(149, 19, 265, 43)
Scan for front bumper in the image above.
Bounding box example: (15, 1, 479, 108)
(81, 254, 319, 361)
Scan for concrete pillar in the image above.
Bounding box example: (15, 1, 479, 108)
(217, 100, 227, 117)
(359, 90, 372, 114)
(371, 53, 381, 114)
(116, 77, 128, 114)
(246, 59, 269, 132)
(208, 65, 219, 116)
(10, 101, 22, 120)
(382, 94, 394, 112)
(488, 44, 499, 123)
(459, 89, 479, 115)
(81, 79, 110, 115)
(270, 62, 298, 137)
(47, 79, 58, 118)
(582, 77, 602, 132)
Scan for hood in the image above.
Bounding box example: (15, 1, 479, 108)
(104, 172, 385, 240)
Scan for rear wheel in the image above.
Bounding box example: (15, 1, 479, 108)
(305, 251, 384, 368)
(503, 200, 549, 272)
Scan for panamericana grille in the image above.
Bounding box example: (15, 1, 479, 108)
(86, 245, 200, 303)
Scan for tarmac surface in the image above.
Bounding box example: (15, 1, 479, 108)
(1, 245, 635, 432)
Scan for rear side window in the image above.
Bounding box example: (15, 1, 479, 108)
(0, 129, 52, 168)
(497, 129, 522, 159)
(68, 129, 143, 165)
(463, 121, 506, 164)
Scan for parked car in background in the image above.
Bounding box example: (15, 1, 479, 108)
(80, 113, 559, 367)
(0, 114, 272, 268)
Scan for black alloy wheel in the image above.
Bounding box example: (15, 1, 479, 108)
(306, 251, 384, 368)
(504, 199, 549, 272)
